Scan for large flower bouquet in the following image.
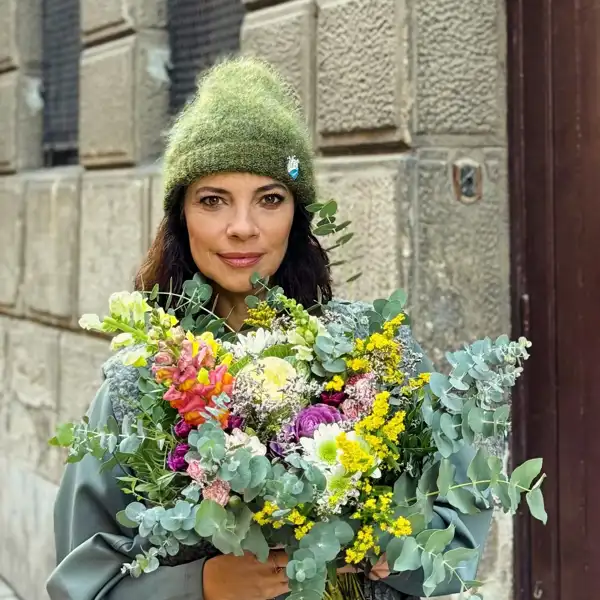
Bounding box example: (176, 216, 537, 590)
(52, 273, 546, 600)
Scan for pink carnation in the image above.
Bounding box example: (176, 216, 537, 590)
(202, 479, 231, 507)
(186, 460, 206, 485)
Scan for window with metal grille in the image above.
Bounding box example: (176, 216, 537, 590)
(168, 0, 246, 115)
(42, 0, 80, 167)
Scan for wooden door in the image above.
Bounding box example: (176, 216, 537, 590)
(508, 0, 600, 598)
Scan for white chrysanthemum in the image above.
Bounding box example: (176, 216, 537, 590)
(300, 422, 345, 469)
(225, 428, 267, 457)
(240, 328, 286, 356)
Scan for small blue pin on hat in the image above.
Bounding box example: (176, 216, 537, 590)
(287, 155, 299, 180)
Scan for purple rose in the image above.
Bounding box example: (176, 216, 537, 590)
(167, 443, 190, 472)
(174, 420, 193, 439)
(294, 404, 342, 439)
(320, 391, 346, 407)
(227, 414, 245, 432)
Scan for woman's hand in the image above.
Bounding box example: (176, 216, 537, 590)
(203, 550, 289, 600)
(336, 554, 390, 580)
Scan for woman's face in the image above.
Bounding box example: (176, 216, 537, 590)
(183, 172, 295, 295)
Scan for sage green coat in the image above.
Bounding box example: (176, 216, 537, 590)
(47, 326, 493, 600)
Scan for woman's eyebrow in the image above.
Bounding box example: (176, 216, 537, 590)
(196, 186, 231, 194)
(255, 183, 288, 193)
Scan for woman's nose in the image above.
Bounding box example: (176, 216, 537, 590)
(226, 208, 259, 240)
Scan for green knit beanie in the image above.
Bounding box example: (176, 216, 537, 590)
(163, 56, 315, 211)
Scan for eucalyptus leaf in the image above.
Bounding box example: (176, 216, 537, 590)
(446, 488, 480, 515)
(437, 459, 456, 497)
(241, 523, 270, 562)
(526, 488, 548, 524)
(394, 473, 417, 506)
(116, 510, 138, 528)
(423, 554, 446, 597)
(387, 536, 421, 572)
(510, 458, 543, 490)
(195, 500, 227, 537)
(424, 524, 455, 553)
(467, 448, 492, 492)
(443, 547, 479, 568)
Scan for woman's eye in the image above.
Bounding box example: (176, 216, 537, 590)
(199, 196, 223, 208)
(261, 194, 285, 207)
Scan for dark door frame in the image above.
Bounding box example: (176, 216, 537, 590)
(508, 1, 600, 598)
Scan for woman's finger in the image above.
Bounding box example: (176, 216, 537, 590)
(368, 554, 390, 581)
(269, 550, 289, 569)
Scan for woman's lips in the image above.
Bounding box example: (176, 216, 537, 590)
(217, 253, 263, 268)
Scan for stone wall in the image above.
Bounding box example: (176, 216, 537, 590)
(0, 0, 511, 598)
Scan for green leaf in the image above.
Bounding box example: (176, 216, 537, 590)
(315, 335, 335, 353)
(250, 272, 262, 285)
(323, 358, 346, 373)
(245, 295, 259, 308)
(335, 220, 351, 232)
(242, 523, 269, 562)
(320, 200, 338, 218)
(488, 455, 504, 486)
(212, 529, 244, 556)
(437, 459, 456, 497)
(526, 488, 548, 524)
(424, 524, 455, 553)
(418, 462, 440, 495)
(387, 536, 421, 572)
(423, 554, 446, 597)
(313, 224, 338, 236)
(346, 272, 362, 283)
(337, 232, 354, 246)
(116, 510, 138, 528)
(373, 299, 388, 315)
(394, 473, 417, 506)
(194, 500, 227, 537)
(206, 318, 226, 335)
(332, 520, 354, 546)
(508, 482, 521, 511)
(510, 458, 543, 490)
(468, 406, 485, 434)
(389, 289, 407, 307)
(429, 373, 451, 397)
(233, 505, 254, 539)
(382, 302, 404, 320)
(443, 547, 479, 568)
(54, 422, 74, 447)
(467, 448, 492, 492)
(306, 202, 324, 213)
(440, 413, 459, 440)
(248, 455, 270, 489)
(446, 488, 480, 515)
(492, 475, 512, 510)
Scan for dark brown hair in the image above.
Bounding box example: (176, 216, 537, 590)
(135, 190, 332, 309)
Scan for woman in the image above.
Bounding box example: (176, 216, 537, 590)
(47, 57, 492, 600)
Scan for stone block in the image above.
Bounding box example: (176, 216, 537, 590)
(0, 458, 57, 600)
(0, 71, 43, 173)
(24, 168, 82, 319)
(414, 0, 505, 137)
(150, 169, 165, 240)
(241, 0, 316, 132)
(81, 0, 167, 46)
(78, 170, 150, 318)
(0, 0, 42, 73)
(0, 317, 8, 406)
(59, 332, 109, 424)
(412, 148, 510, 365)
(79, 32, 170, 167)
(316, 155, 415, 302)
(316, 0, 410, 150)
(0, 176, 25, 308)
(7, 320, 60, 410)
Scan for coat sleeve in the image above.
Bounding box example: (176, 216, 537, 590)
(46, 380, 208, 600)
(379, 340, 494, 597)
